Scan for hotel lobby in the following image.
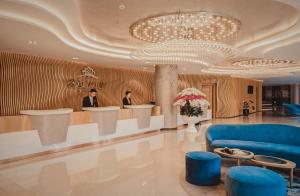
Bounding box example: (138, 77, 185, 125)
(0, 0, 300, 195)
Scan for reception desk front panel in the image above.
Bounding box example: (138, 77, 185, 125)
(20, 108, 73, 145)
(0, 106, 163, 161)
(82, 107, 120, 136)
(124, 105, 154, 129)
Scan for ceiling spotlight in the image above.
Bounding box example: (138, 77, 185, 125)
(119, 3, 126, 10)
(28, 40, 37, 45)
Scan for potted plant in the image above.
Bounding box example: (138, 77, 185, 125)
(242, 101, 250, 116)
(242, 100, 255, 116)
(174, 88, 210, 133)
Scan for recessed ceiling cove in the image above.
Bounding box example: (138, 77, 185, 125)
(129, 10, 241, 65)
(0, 0, 299, 83)
(78, 0, 297, 48)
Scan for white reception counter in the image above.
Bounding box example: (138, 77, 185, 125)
(82, 106, 120, 112)
(82, 106, 120, 135)
(124, 105, 154, 129)
(0, 106, 164, 161)
(20, 108, 73, 115)
(20, 108, 73, 145)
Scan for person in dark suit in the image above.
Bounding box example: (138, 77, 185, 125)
(82, 88, 99, 107)
(122, 91, 132, 106)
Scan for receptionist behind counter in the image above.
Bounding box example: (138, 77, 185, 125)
(82, 88, 99, 107)
(122, 91, 132, 107)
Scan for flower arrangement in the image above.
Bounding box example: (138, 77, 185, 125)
(174, 88, 210, 117)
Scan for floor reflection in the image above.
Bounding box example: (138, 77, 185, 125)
(0, 113, 298, 196)
(36, 162, 71, 196)
(128, 141, 154, 169)
(87, 149, 120, 184)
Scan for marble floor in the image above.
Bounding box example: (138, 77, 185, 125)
(0, 113, 299, 196)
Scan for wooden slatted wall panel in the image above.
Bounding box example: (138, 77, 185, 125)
(0, 52, 155, 116)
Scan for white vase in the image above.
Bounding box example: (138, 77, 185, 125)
(182, 116, 202, 133)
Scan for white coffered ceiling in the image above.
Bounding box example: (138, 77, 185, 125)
(0, 0, 300, 84)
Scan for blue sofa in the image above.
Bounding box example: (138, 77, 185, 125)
(206, 124, 300, 168)
(283, 103, 300, 116)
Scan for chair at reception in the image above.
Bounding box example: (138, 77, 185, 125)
(226, 166, 286, 196)
(185, 151, 221, 186)
(283, 103, 300, 116)
(206, 124, 300, 168)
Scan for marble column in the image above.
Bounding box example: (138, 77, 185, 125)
(291, 84, 300, 104)
(155, 64, 178, 129)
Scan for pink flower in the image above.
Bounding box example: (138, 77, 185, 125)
(173, 88, 210, 107)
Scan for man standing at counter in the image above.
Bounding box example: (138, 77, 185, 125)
(122, 91, 132, 107)
(82, 88, 99, 107)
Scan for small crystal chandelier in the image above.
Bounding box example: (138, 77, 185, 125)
(200, 58, 300, 76)
(232, 58, 297, 68)
(129, 11, 241, 65)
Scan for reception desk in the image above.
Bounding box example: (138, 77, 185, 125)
(0, 106, 163, 162)
(82, 106, 120, 136)
(124, 105, 154, 129)
(20, 108, 73, 145)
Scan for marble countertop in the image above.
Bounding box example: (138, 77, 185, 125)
(124, 104, 155, 109)
(20, 108, 74, 115)
(82, 106, 120, 112)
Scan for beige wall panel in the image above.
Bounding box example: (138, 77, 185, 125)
(0, 115, 31, 133)
(117, 109, 133, 120)
(69, 111, 92, 125)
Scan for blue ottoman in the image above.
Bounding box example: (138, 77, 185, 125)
(226, 166, 286, 196)
(185, 151, 221, 186)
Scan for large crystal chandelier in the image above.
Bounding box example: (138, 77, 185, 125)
(129, 11, 241, 65)
(130, 11, 240, 43)
(131, 40, 239, 65)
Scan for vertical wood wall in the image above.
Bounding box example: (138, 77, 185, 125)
(0, 52, 262, 117)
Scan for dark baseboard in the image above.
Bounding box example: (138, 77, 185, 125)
(161, 127, 178, 131)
